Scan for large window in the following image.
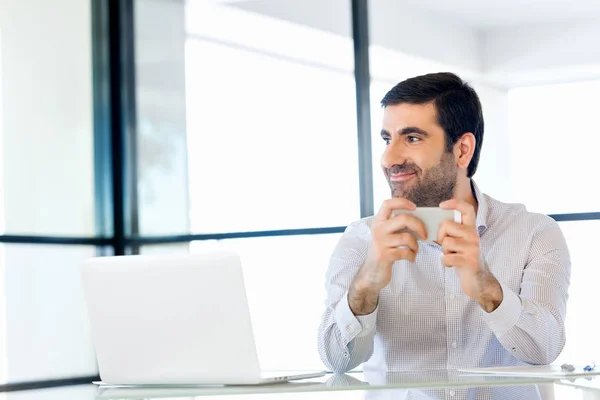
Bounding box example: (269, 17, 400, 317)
(0, 0, 99, 386)
(1, 0, 598, 390)
(507, 81, 600, 214)
(135, 0, 358, 235)
(0, 0, 95, 236)
(507, 81, 600, 364)
(554, 220, 599, 365)
(184, 38, 359, 233)
(0, 245, 99, 383)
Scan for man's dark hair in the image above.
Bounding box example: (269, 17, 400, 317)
(381, 72, 484, 178)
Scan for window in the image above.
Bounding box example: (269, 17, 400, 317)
(507, 81, 600, 362)
(0, 0, 95, 236)
(135, 0, 359, 235)
(507, 81, 600, 214)
(2, 0, 596, 390)
(554, 220, 599, 364)
(0, 0, 99, 387)
(0, 245, 99, 383)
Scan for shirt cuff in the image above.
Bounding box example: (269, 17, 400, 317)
(482, 281, 522, 337)
(334, 291, 378, 343)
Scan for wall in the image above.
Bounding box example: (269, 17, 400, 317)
(482, 19, 600, 87)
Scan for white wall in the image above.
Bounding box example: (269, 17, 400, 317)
(482, 19, 600, 87)
(368, 0, 481, 73)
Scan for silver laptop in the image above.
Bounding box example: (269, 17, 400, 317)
(81, 251, 326, 386)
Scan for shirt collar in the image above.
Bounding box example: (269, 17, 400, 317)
(471, 180, 488, 235)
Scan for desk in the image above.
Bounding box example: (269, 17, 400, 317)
(5, 371, 600, 400)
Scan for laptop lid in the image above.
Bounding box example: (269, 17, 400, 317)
(81, 251, 262, 385)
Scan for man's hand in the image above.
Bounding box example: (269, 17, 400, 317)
(349, 198, 427, 316)
(438, 199, 503, 313)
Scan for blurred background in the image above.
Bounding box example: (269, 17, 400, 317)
(0, 0, 599, 389)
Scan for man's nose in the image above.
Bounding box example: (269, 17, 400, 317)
(381, 142, 406, 169)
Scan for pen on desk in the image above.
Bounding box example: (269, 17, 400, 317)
(584, 362, 596, 372)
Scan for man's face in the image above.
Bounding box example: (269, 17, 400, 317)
(380, 102, 458, 207)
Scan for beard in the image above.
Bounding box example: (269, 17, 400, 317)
(386, 152, 458, 207)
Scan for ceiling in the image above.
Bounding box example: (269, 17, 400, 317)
(384, 0, 600, 29)
(185, 0, 600, 86)
(190, 0, 600, 29)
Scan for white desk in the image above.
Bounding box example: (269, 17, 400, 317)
(87, 370, 600, 399)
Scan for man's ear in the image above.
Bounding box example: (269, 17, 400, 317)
(454, 133, 476, 170)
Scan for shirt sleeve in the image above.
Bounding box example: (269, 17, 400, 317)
(317, 220, 378, 373)
(483, 218, 571, 365)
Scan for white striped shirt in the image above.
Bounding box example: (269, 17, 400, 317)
(318, 181, 571, 375)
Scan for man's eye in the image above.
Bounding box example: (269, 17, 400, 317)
(383, 137, 391, 145)
(407, 136, 421, 143)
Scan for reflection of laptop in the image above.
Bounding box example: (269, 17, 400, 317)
(81, 251, 326, 386)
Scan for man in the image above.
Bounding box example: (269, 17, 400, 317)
(317, 72, 571, 373)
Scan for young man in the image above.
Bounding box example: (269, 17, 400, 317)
(318, 72, 571, 373)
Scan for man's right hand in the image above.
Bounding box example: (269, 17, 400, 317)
(348, 198, 427, 315)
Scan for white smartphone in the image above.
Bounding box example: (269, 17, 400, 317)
(392, 207, 462, 243)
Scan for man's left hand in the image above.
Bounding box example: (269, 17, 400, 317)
(438, 199, 503, 313)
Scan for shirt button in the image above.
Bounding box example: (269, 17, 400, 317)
(449, 294, 455, 300)
(451, 342, 457, 348)
(449, 390, 455, 396)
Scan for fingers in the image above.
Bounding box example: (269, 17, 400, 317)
(385, 232, 419, 254)
(441, 236, 460, 254)
(439, 199, 476, 227)
(374, 198, 417, 223)
(371, 231, 419, 264)
(383, 214, 428, 240)
(441, 236, 480, 270)
(437, 220, 475, 244)
(440, 236, 477, 254)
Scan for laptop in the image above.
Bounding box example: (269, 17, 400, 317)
(81, 251, 326, 386)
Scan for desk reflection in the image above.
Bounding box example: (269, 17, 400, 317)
(325, 369, 550, 400)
